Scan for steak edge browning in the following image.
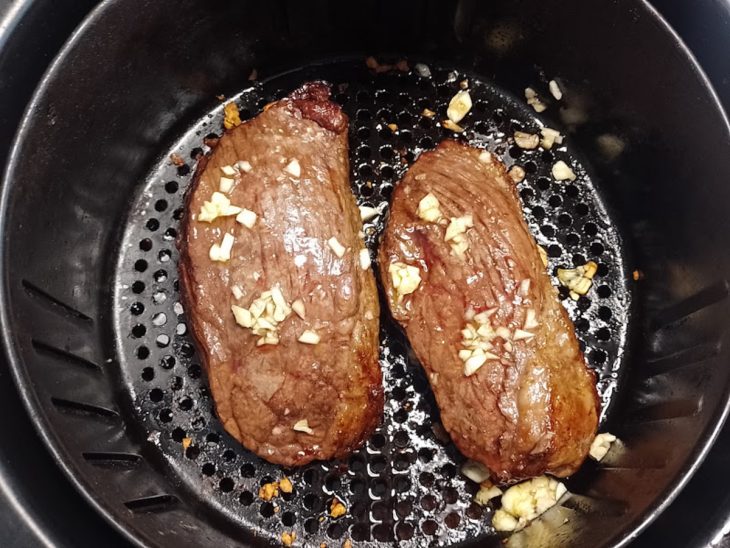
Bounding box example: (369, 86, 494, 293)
(178, 82, 383, 466)
(378, 140, 599, 482)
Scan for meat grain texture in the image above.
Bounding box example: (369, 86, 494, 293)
(379, 140, 599, 482)
(179, 82, 383, 466)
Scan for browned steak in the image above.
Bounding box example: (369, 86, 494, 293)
(378, 140, 599, 482)
(179, 82, 383, 466)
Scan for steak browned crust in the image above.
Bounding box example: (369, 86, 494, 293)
(378, 140, 599, 482)
(179, 82, 383, 466)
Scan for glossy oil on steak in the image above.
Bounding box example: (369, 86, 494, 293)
(179, 82, 383, 466)
(378, 140, 599, 482)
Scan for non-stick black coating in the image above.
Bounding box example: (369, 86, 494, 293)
(1, 0, 730, 547)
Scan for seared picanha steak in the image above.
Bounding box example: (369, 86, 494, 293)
(378, 140, 599, 482)
(179, 82, 382, 466)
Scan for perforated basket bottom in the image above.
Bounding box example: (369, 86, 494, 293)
(113, 59, 631, 546)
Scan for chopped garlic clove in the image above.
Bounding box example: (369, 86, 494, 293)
(495, 327, 511, 340)
(461, 460, 491, 484)
(236, 160, 252, 173)
(209, 233, 235, 262)
(557, 261, 598, 296)
(231, 285, 243, 300)
(236, 208, 257, 228)
(199, 192, 242, 222)
(293, 419, 314, 435)
(327, 237, 346, 258)
(514, 131, 540, 150)
(552, 160, 577, 181)
(291, 299, 306, 319)
(589, 432, 617, 461)
(421, 107, 436, 118)
(221, 165, 237, 176)
(417, 193, 442, 222)
(447, 90, 472, 123)
(359, 248, 371, 270)
(538, 245, 549, 267)
(549, 79, 563, 101)
(359, 205, 380, 221)
(298, 330, 320, 345)
(284, 159, 301, 177)
(231, 304, 253, 328)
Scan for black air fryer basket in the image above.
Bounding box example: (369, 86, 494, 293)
(2, 1, 730, 547)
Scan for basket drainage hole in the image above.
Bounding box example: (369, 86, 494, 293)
(131, 281, 145, 294)
(165, 181, 178, 193)
(281, 511, 296, 527)
(132, 324, 146, 338)
(239, 491, 254, 506)
(149, 388, 163, 402)
(201, 463, 216, 476)
(139, 238, 153, 251)
(219, 478, 235, 492)
(327, 522, 345, 540)
(240, 463, 255, 478)
(172, 427, 186, 442)
(259, 502, 275, 518)
(141, 367, 154, 381)
(136, 346, 150, 360)
(304, 518, 319, 534)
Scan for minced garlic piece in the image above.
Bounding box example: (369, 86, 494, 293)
(219, 176, 234, 194)
(236, 160, 252, 173)
(279, 476, 293, 494)
(509, 165, 526, 183)
(259, 481, 279, 501)
(493, 476, 568, 532)
(198, 192, 242, 222)
(447, 90, 472, 123)
(589, 432, 617, 461)
(442, 119, 464, 133)
(298, 330, 320, 345)
(285, 159, 301, 177)
(525, 87, 547, 113)
(461, 460, 491, 483)
(476, 484, 503, 506)
(223, 102, 242, 129)
(293, 419, 314, 435)
(421, 108, 436, 118)
(359, 205, 380, 221)
(524, 308, 538, 330)
(291, 299, 306, 319)
(209, 233, 235, 262)
(417, 193, 442, 223)
(359, 248, 371, 270)
(221, 165, 237, 176)
(537, 245, 548, 267)
(389, 262, 421, 301)
(236, 208, 257, 228)
(281, 531, 296, 547)
(549, 79, 563, 101)
(514, 131, 539, 149)
(478, 150, 493, 164)
(540, 127, 563, 150)
(329, 498, 347, 519)
(231, 304, 253, 328)
(445, 215, 474, 258)
(327, 237, 346, 258)
(552, 160, 577, 181)
(557, 261, 598, 300)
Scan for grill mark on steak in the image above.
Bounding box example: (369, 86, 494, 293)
(378, 140, 599, 482)
(178, 82, 382, 466)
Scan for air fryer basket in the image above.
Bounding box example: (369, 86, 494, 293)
(2, 1, 730, 547)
